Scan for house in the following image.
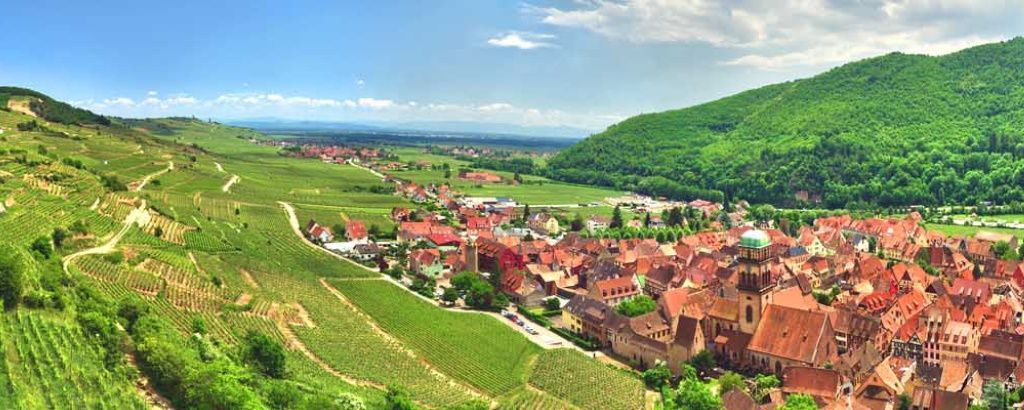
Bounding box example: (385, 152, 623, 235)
(589, 275, 640, 307)
(527, 213, 560, 236)
(563, 295, 609, 342)
(305, 220, 334, 243)
(409, 249, 444, 278)
(345, 220, 368, 242)
(974, 231, 1019, 250)
(746, 304, 838, 375)
(782, 366, 843, 407)
(908, 387, 969, 410)
(586, 215, 610, 233)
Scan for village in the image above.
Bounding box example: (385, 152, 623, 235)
(291, 143, 1021, 410)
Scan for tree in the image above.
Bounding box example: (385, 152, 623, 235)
(440, 287, 459, 305)
(667, 207, 684, 227)
(570, 214, 584, 232)
(616, 295, 657, 317)
(30, 236, 52, 259)
(994, 240, 1020, 260)
(671, 378, 722, 410)
(689, 350, 716, 376)
(243, 331, 287, 378)
(897, 393, 911, 410)
(982, 379, 1011, 410)
(0, 246, 25, 310)
(52, 227, 68, 248)
(642, 362, 672, 389)
(717, 372, 744, 397)
(522, 204, 531, 222)
(543, 298, 561, 311)
(610, 206, 624, 229)
(643, 212, 652, 227)
(780, 394, 817, 410)
(385, 385, 415, 410)
(752, 374, 781, 402)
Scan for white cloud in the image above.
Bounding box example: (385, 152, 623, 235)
(487, 31, 557, 49)
(146, 90, 158, 96)
(531, 0, 1024, 69)
(356, 79, 365, 86)
(103, 97, 135, 107)
(477, 103, 514, 112)
(356, 97, 395, 109)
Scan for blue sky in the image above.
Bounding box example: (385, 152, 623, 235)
(3, 0, 1023, 131)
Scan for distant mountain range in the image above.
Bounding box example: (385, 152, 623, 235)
(226, 118, 595, 139)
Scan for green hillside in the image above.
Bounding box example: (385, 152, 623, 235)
(0, 87, 111, 126)
(548, 37, 1024, 208)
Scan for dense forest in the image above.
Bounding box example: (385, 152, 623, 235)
(547, 38, 1024, 208)
(0, 86, 110, 126)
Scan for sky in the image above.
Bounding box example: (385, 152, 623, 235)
(2, 0, 1024, 132)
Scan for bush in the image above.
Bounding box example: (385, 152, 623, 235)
(0, 245, 25, 310)
(243, 331, 287, 379)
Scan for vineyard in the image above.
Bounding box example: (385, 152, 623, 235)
(330, 278, 541, 396)
(0, 312, 146, 409)
(498, 387, 579, 410)
(528, 349, 646, 410)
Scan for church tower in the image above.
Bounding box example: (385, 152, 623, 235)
(737, 229, 775, 334)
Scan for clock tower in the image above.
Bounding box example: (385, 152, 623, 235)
(737, 229, 775, 334)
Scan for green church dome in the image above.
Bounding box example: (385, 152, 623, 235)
(740, 229, 771, 248)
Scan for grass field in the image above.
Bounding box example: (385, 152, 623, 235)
(924, 223, 1024, 238)
(388, 147, 624, 205)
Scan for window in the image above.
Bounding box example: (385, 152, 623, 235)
(746, 306, 754, 323)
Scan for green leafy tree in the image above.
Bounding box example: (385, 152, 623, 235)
(385, 385, 416, 410)
(752, 374, 781, 402)
(52, 227, 68, 248)
(671, 378, 722, 410)
(689, 350, 716, 376)
(717, 372, 744, 397)
(570, 214, 584, 232)
(642, 362, 672, 389)
(440, 287, 459, 305)
(982, 379, 1011, 410)
(243, 331, 287, 378)
(616, 295, 657, 317)
(30, 236, 52, 259)
(610, 206, 624, 229)
(0, 246, 25, 310)
(780, 394, 818, 410)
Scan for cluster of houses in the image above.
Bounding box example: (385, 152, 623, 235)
(389, 198, 1024, 409)
(294, 146, 1024, 408)
(280, 143, 382, 164)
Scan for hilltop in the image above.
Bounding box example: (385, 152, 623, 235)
(548, 37, 1024, 209)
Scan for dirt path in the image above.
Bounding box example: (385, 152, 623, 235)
(278, 202, 379, 272)
(62, 200, 148, 274)
(214, 162, 225, 173)
(7, 99, 37, 117)
(132, 162, 174, 192)
(221, 174, 240, 193)
(346, 160, 386, 180)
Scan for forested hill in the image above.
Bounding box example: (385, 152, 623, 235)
(547, 37, 1024, 209)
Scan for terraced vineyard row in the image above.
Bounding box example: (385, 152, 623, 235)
(528, 349, 646, 410)
(293, 282, 477, 408)
(498, 388, 579, 410)
(330, 279, 540, 396)
(0, 312, 146, 409)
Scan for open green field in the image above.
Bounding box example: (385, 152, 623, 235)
(924, 222, 1024, 238)
(388, 147, 624, 205)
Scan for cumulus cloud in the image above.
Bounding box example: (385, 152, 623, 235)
(487, 31, 557, 49)
(74, 91, 619, 131)
(530, 0, 1024, 69)
(146, 90, 158, 96)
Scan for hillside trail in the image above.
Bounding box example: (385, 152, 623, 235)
(62, 200, 148, 274)
(214, 162, 225, 173)
(346, 159, 386, 180)
(132, 161, 174, 192)
(221, 174, 240, 193)
(277, 201, 379, 272)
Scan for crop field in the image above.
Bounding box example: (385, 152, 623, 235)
(528, 349, 646, 410)
(387, 147, 623, 205)
(330, 278, 541, 396)
(0, 312, 146, 409)
(498, 387, 578, 410)
(924, 222, 1024, 238)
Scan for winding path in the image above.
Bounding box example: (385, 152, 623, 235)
(132, 161, 174, 192)
(62, 200, 148, 274)
(222, 174, 240, 193)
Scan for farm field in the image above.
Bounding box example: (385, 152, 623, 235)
(329, 278, 541, 396)
(0, 312, 146, 409)
(924, 223, 1024, 238)
(387, 147, 624, 205)
(528, 349, 646, 410)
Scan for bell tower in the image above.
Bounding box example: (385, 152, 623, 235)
(737, 229, 775, 334)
